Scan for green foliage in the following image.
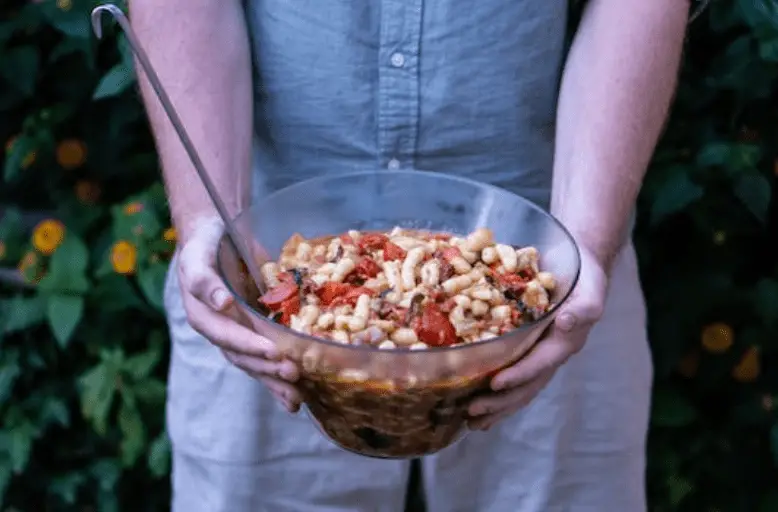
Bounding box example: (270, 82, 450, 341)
(0, 0, 776, 510)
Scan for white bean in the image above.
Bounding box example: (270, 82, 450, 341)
(496, 244, 518, 272)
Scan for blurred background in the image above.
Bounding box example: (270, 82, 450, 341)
(0, 0, 777, 510)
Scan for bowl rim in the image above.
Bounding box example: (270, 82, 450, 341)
(216, 169, 582, 354)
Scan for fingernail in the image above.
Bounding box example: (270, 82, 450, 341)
(211, 289, 231, 310)
(557, 313, 576, 332)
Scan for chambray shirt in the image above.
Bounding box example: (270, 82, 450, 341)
(244, 1, 569, 210)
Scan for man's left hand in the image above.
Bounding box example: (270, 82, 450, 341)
(466, 247, 610, 431)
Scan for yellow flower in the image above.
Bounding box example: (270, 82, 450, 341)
(111, 240, 137, 275)
(75, 180, 101, 204)
(6, 136, 37, 169)
(732, 346, 760, 383)
(163, 227, 177, 243)
(55, 139, 87, 170)
(32, 219, 65, 256)
(124, 202, 144, 215)
(700, 322, 733, 354)
(56, 0, 72, 11)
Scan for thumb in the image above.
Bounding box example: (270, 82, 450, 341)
(178, 217, 232, 311)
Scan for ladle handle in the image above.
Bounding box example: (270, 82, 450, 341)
(90, 4, 266, 294)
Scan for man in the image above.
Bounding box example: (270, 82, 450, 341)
(132, 0, 689, 510)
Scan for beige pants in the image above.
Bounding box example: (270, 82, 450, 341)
(163, 242, 652, 512)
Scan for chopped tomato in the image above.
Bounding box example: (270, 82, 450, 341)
(438, 297, 457, 314)
(339, 233, 355, 245)
(278, 294, 301, 325)
(383, 241, 406, 261)
(353, 257, 381, 279)
(415, 302, 457, 347)
(357, 233, 389, 253)
(330, 286, 376, 308)
(316, 282, 353, 306)
(439, 260, 455, 282)
(441, 247, 462, 261)
(259, 281, 298, 308)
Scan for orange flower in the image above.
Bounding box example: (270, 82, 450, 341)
(6, 136, 37, 169)
(163, 227, 177, 243)
(124, 202, 144, 215)
(111, 240, 137, 275)
(32, 219, 65, 255)
(732, 346, 760, 383)
(75, 180, 101, 204)
(55, 139, 87, 170)
(700, 322, 733, 354)
(18, 251, 37, 270)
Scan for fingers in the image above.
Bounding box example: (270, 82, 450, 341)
(467, 369, 554, 430)
(257, 375, 303, 413)
(183, 293, 282, 360)
(491, 333, 571, 391)
(178, 217, 232, 311)
(222, 349, 299, 382)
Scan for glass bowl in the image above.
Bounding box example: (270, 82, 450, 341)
(216, 170, 580, 459)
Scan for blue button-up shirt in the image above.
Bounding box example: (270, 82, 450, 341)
(244, 0, 569, 210)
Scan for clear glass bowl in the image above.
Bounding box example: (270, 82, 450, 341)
(216, 170, 580, 459)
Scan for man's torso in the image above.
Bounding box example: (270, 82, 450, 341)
(243, 0, 569, 208)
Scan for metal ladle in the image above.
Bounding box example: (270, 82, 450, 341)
(91, 3, 267, 295)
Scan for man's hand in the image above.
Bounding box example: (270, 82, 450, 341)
(177, 216, 303, 413)
(466, 247, 608, 431)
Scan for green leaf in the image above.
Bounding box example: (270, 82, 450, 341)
(148, 432, 171, 478)
(90, 459, 121, 492)
(39, 396, 70, 428)
(651, 388, 698, 427)
(46, 295, 84, 348)
(138, 262, 168, 311)
(123, 341, 162, 381)
(650, 170, 704, 226)
(3, 133, 37, 181)
(49, 473, 86, 505)
(0, 350, 21, 404)
(666, 474, 693, 507)
(39, 1, 92, 38)
(0, 46, 39, 96)
(734, 174, 771, 224)
(133, 378, 167, 405)
(91, 274, 147, 311)
(37, 232, 90, 294)
(1, 296, 47, 334)
(118, 391, 146, 467)
(79, 359, 120, 435)
(93, 62, 135, 100)
(8, 422, 36, 473)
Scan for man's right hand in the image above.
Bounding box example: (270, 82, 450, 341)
(176, 216, 303, 413)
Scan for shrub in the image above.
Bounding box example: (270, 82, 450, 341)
(0, 1, 776, 510)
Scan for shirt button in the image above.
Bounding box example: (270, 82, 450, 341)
(390, 53, 405, 68)
(387, 158, 401, 170)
